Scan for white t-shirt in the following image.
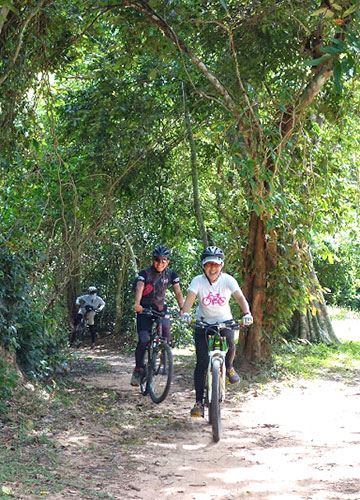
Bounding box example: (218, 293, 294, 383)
(188, 273, 241, 323)
(76, 294, 105, 314)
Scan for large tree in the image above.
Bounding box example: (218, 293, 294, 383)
(106, 0, 360, 359)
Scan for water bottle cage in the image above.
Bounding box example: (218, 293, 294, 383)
(208, 334, 227, 352)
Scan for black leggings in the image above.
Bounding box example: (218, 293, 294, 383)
(194, 327, 235, 403)
(135, 312, 170, 369)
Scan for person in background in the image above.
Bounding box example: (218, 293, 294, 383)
(181, 246, 253, 417)
(131, 245, 184, 386)
(74, 286, 105, 349)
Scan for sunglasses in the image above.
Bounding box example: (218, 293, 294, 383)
(154, 257, 169, 264)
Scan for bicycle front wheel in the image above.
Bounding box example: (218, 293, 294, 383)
(205, 372, 212, 425)
(140, 363, 148, 396)
(148, 342, 173, 404)
(210, 358, 222, 442)
(69, 323, 86, 347)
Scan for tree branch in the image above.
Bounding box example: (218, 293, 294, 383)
(0, 5, 10, 36)
(121, 0, 240, 120)
(0, 0, 47, 86)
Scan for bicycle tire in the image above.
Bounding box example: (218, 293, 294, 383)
(210, 358, 222, 442)
(148, 342, 173, 404)
(204, 373, 212, 425)
(69, 322, 86, 347)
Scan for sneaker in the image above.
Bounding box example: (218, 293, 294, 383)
(130, 369, 141, 386)
(227, 367, 240, 384)
(90, 343, 96, 350)
(190, 402, 204, 418)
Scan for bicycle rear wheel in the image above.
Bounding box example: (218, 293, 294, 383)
(210, 358, 222, 442)
(148, 342, 173, 404)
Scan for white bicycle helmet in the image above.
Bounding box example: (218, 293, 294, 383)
(200, 246, 225, 267)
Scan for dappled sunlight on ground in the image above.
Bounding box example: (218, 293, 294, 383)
(10, 326, 355, 500)
(65, 340, 360, 500)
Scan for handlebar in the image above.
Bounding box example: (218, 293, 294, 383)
(141, 307, 179, 319)
(190, 318, 242, 331)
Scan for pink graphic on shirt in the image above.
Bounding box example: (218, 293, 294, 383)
(202, 291, 226, 306)
(142, 284, 154, 296)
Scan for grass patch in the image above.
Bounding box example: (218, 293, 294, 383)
(271, 339, 360, 380)
(327, 306, 360, 321)
(0, 357, 180, 499)
(0, 374, 139, 499)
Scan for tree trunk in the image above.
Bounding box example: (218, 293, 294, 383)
(64, 231, 83, 328)
(289, 304, 338, 344)
(114, 251, 127, 335)
(115, 228, 138, 335)
(0, 346, 24, 379)
(0, 6, 10, 35)
(118, 226, 138, 276)
(181, 83, 208, 247)
(288, 248, 339, 343)
(238, 212, 271, 361)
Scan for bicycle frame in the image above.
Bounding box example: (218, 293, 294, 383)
(207, 332, 227, 405)
(191, 318, 241, 442)
(142, 307, 170, 342)
(77, 307, 95, 331)
(195, 319, 239, 401)
(70, 306, 96, 347)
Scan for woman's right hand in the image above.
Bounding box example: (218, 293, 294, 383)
(134, 305, 143, 313)
(181, 312, 192, 325)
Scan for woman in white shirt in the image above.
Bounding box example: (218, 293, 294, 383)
(182, 246, 253, 417)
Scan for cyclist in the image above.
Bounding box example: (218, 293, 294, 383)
(74, 286, 105, 349)
(131, 245, 184, 386)
(181, 246, 253, 417)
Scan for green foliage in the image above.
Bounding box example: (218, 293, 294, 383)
(0, 0, 360, 370)
(0, 243, 67, 379)
(314, 232, 360, 310)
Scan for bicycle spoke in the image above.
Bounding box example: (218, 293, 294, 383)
(148, 343, 173, 404)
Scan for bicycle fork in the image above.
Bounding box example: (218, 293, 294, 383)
(207, 350, 226, 403)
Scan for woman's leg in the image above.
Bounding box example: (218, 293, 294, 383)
(194, 328, 209, 403)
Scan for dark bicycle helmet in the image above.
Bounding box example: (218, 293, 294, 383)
(152, 245, 171, 259)
(88, 286, 97, 294)
(201, 246, 225, 266)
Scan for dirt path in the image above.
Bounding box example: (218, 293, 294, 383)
(60, 336, 360, 500)
(3, 321, 359, 500)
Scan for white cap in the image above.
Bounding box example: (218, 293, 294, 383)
(202, 256, 223, 265)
